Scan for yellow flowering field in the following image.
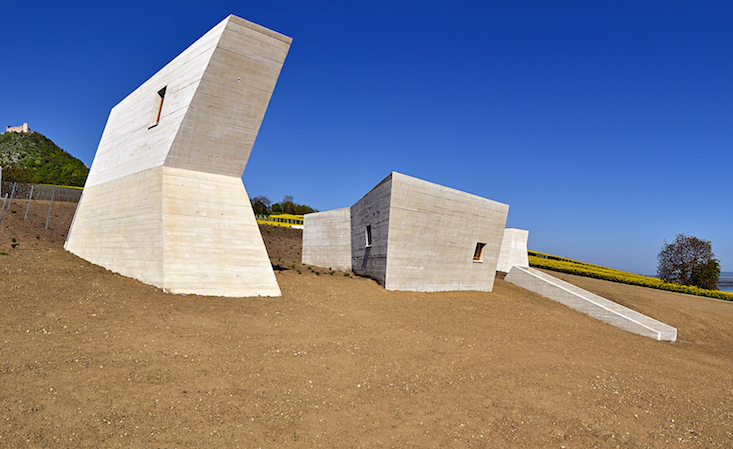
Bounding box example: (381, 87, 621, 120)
(270, 214, 304, 221)
(528, 251, 733, 302)
(256, 214, 304, 228)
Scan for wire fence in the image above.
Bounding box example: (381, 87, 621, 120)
(1, 181, 83, 203)
(0, 181, 81, 250)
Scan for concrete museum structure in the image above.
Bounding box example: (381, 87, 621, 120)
(303, 172, 510, 292)
(65, 15, 291, 297)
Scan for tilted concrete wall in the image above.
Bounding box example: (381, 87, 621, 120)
(302, 207, 351, 271)
(351, 175, 393, 285)
(65, 15, 291, 297)
(496, 228, 529, 273)
(505, 266, 677, 342)
(384, 172, 509, 292)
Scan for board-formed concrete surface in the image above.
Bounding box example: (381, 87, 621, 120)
(350, 175, 393, 286)
(380, 173, 509, 291)
(505, 266, 678, 342)
(303, 172, 509, 292)
(496, 228, 529, 273)
(302, 207, 352, 271)
(65, 15, 291, 297)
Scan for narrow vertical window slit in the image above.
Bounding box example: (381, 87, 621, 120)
(473, 242, 486, 262)
(149, 86, 167, 128)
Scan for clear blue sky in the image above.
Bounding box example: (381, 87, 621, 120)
(2, 0, 731, 275)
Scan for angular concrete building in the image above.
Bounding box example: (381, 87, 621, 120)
(302, 172, 510, 292)
(65, 15, 291, 297)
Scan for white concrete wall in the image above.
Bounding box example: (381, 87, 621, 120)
(66, 15, 290, 297)
(83, 20, 226, 189)
(496, 228, 529, 273)
(302, 208, 352, 271)
(384, 172, 509, 292)
(505, 267, 677, 342)
(167, 16, 291, 178)
(84, 16, 292, 188)
(160, 167, 279, 296)
(65, 167, 165, 287)
(351, 174, 393, 285)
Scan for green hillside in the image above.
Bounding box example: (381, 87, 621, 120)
(0, 131, 88, 187)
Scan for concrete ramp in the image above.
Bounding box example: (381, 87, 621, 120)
(505, 266, 677, 342)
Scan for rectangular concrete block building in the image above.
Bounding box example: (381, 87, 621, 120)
(65, 15, 291, 297)
(304, 172, 510, 292)
(301, 207, 352, 271)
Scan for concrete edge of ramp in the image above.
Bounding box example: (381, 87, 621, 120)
(505, 266, 677, 342)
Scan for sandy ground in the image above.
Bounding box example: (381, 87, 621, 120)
(1, 199, 733, 448)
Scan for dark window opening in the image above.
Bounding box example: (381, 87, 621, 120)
(365, 225, 372, 247)
(473, 242, 486, 262)
(149, 86, 167, 128)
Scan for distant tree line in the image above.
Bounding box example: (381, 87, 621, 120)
(251, 195, 317, 215)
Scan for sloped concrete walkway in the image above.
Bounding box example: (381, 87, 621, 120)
(505, 266, 677, 342)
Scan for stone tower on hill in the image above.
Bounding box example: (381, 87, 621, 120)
(4, 123, 30, 134)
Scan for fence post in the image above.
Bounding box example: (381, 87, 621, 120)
(6, 182, 16, 210)
(24, 185, 34, 220)
(45, 189, 56, 230)
(0, 193, 7, 224)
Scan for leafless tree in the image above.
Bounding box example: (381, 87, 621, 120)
(250, 195, 272, 215)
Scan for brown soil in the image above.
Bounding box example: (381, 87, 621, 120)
(1, 200, 733, 448)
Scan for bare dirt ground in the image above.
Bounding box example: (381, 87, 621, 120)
(1, 199, 733, 448)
